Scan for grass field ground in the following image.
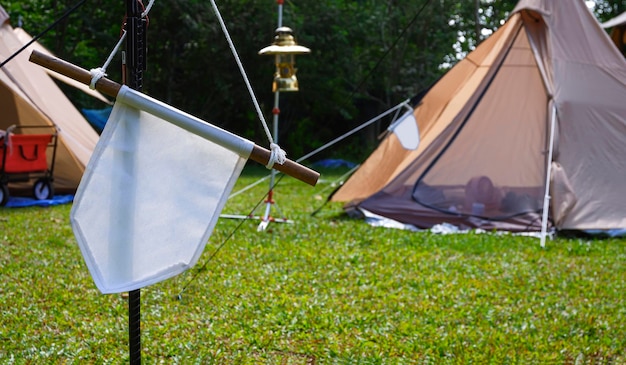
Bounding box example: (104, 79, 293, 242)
(1, 166, 625, 364)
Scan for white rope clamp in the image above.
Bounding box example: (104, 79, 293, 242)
(89, 30, 127, 89)
(89, 67, 106, 89)
(266, 143, 287, 169)
(90, 1, 155, 89)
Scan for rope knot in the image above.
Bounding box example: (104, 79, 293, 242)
(266, 143, 286, 169)
(89, 67, 107, 89)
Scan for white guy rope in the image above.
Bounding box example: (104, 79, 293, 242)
(209, 0, 285, 169)
(228, 100, 411, 199)
(295, 100, 410, 163)
(141, 0, 156, 18)
(89, 0, 156, 89)
(89, 30, 126, 89)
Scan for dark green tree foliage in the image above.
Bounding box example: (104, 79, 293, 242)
(145, 0, 278, 127)
(2, 0, 622, 160)
(594, 0, 626, 22)
(289, 0, 464, 157)
(2, 0, 124, 107)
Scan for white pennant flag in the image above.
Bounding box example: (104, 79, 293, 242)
(71, 86, 253, 294)
(388, 110, 420, 150)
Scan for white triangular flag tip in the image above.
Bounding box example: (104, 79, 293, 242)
(71, 86, 253, 294)
(388, 111, 420, 150)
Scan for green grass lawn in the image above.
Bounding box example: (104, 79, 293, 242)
(1, 166, 625, 364)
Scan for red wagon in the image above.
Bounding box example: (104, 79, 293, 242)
(0, 125, 58, 206)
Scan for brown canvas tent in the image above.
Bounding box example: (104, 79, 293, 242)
(332, 0, 626, 238)
(0, 6, 99, 192)
(602, 11, 626, 57)
(12, 27, 111, 105)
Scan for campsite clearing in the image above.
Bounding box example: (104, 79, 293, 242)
(1, 167, 625, 363)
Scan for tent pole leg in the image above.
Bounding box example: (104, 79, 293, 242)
(258, 89, 286, 231)
(129, 289, 141, 364)
(258, 177, 275, 231)
(540, 103, 557, 247)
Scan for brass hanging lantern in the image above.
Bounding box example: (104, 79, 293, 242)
(258, 26, 310, 92)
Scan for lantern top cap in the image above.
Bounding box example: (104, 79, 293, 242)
(259, 26, 311, 55)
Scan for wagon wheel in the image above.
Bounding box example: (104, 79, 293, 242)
(0, 183, 8, 206)
(33, 178, 54, 200)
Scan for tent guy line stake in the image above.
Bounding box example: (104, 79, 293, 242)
(28, 50, 319, 187)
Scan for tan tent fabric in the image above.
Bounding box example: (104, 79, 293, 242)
(332, 18, 522, 202)
(0, 6, 7, 25)
(12, 27, 111, 104)
(334, 0, 626, 233)
(0, 8, 99, 192)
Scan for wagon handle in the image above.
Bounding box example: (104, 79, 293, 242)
(29, 50, 319, 186)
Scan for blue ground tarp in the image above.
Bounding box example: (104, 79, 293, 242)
(311, 159, 357, 169)
(5, 195, 73, 208)
(82, 107, 112, 134)
(584, 229, 626, 238)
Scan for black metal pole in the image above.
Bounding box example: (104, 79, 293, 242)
(128, 290, 141, 364)
(124, 0, 147, 364)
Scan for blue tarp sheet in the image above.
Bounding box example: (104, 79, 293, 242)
(311, 159, 357, 169)
(82, 107, 112, 133)
(584, 229, 626, 238)
(5, 195, 73, 208)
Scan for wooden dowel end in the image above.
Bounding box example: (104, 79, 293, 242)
(29, 49, 122, 98)
(250, 145, 319, 186)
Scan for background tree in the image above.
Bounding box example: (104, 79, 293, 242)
(594, 0, 625, 22)
(2, 0, 622, 161)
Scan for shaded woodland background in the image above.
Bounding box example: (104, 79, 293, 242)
(2, 0, 624, 161)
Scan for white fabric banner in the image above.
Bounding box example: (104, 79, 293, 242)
(71, 90, 250, 294)
(388, 111, 420, 150)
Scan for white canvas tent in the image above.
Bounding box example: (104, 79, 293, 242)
(332, 0, 626, 237)
(0, 6, 100, 192)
